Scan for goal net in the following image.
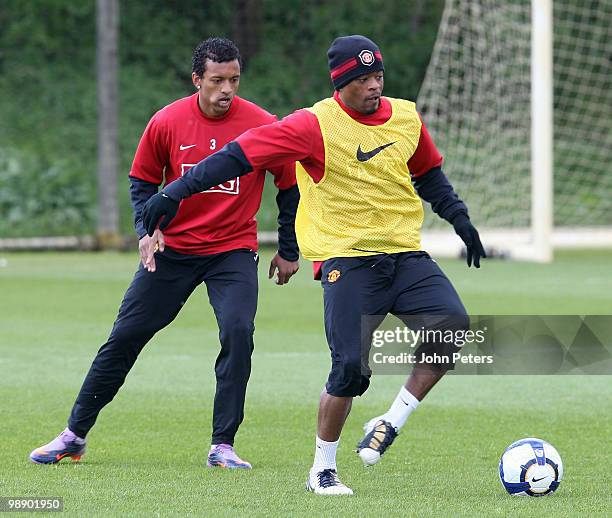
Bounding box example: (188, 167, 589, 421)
(417, 0, 612, 260)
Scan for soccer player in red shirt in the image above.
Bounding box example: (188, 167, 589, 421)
(143, 35, 486, 494)
(29, 38, 299, 469)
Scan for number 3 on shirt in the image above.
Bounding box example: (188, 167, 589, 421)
(210, 138, 216, 150)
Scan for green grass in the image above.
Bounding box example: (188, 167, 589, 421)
(1, 249, 611, 517)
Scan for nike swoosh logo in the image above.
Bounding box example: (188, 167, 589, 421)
(356, 141, 396, 162)
(532, 476, 547, 482)
(179, 144, 196, 150)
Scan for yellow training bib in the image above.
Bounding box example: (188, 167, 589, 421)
(295, 96, 424, 261)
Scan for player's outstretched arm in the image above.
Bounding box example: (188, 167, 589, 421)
(413, 167, 486, 268)
(142, 141, 253, 236)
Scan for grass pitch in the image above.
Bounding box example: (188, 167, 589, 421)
(1, 249, 611, 517)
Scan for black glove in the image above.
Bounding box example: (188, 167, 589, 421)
(142, 192, 180, 236)
(452, 214, 486, 268)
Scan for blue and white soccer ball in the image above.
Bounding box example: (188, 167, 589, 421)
(499, 438, 563, 496)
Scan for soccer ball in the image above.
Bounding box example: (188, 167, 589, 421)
(499, 438, 563, 496)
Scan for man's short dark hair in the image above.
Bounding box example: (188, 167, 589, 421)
(192, 37, 242, 77)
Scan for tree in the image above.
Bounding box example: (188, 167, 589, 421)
(96, 0, 120, 248)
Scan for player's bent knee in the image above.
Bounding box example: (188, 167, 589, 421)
(414, 311, 470, 371)
(428, 310, 469, 332)
(107, 322, 159, 346)
(325, 376, 370, 397)
(326, 360, 371, 397)
(447, 311, 470, 332)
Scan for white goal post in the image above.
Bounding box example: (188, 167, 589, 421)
(417, 0, 612, 261)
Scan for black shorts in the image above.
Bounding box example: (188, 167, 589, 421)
(320, 252, 468, 397)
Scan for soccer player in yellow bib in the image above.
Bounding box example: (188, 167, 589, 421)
(142, 35, 486, 495)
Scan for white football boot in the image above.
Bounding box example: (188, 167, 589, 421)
(306, 468, 353, 495)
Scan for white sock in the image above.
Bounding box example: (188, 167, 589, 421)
(312, 436, 339, 471)
(383, 386, 420, 431)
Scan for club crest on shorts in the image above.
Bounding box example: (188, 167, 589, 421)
(359, 50, 375, 66)
(327, 269, 341, 283)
